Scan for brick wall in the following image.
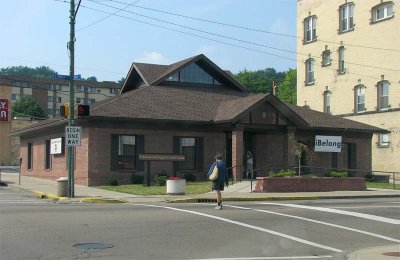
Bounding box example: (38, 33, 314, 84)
(255, 177, 366, 192)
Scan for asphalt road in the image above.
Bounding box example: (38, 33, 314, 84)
(1, 187, 399, 260)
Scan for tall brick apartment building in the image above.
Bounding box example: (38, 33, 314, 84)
(0, 75, 121, 165)
(14, 55, 384, 186)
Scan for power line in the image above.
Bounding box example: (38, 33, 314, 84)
(86, 0, 399, 72)
(106, 0, 399, 53)
(87, 0, 299, 56)
(77, 0, 141, 32)
(74, 3, 393, 81)
(53, 0, 399, 75)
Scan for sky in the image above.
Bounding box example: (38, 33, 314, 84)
(0, 0, 297, 82)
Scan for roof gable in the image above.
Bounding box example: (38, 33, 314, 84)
(152, 54, 247, 92)
(120, 54, 248, 94)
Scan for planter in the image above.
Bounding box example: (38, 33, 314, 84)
(255, 177, 366, 193)
(166, 179, 186, 195)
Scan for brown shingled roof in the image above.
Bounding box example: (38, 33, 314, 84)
(286, 104, 386, 132)
(91, 84, 249, 122)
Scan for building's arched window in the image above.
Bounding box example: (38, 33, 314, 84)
(339, 3, 355, 33)
(338, 46, 346, 74)
(371, 2, 394, 23)
(305, 58, 315, 85)
(323, 90, 331, 114)
(354, 85, 366, 113)
(303, 15, 317, 43)
(377, 80, 389, 110)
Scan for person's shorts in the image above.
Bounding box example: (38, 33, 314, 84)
(212, 181, 225, 191)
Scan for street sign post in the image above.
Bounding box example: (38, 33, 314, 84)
(65, 126, 82, 147)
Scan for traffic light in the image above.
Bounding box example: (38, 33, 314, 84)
(77, 105, 89, 116)
(60, 104, 89, 118)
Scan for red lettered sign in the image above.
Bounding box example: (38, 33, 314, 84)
(0, 99, 9, 122)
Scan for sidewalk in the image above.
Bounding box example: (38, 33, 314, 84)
(1, 172, 399, 259)
(1, 171, 400, 203)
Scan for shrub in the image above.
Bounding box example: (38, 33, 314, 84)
(302, 174, 318, 178)
(130, 174, 144, 184)
(107, 176, 119, 186)
(329, 171, 348, 178)
(268, 169, 296, 177)
(153, 170, 168, 186)
(184, 172, 196, 181)
(365, 172, 375, 182)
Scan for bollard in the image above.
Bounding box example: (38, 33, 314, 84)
(57, 177, 69, 197)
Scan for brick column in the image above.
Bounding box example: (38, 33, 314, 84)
(283, 126, 296, 168)
(232, 125, 244, 181)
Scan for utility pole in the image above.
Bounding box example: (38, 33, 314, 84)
(68, 0, 80, 197)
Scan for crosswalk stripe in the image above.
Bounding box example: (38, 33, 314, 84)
(136, 204, 343, 253)
(260, 203, 400, 225)
(226, 205, 400, 243)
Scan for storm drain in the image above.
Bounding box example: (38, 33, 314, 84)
(73, 243, 113, 250)
(197, 199, 217, 203)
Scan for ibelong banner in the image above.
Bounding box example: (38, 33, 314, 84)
(0, 99, 9, 122)
(314, 135, 342, 152)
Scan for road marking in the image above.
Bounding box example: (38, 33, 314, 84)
(191, 256, 332, 260)
(225, 205, 400, 243)
(137, 204, 343, 253)
(332, 206, 400, 209)
(260, 203, 400, 225)
(0, 200, 51, 204)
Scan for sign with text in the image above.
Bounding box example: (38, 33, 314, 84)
(50, 138, 63, 154)
(65, 126, 82, 147)
(0, 99, 9, 122)
(314, 135, 342, 152)
(139, 154, 185, 161)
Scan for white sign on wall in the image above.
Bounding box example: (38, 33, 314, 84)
(65, 126, 82, 147)
(50, 138, 63, 154)
(314, 135, 342, 152)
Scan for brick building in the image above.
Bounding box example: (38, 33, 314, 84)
(0, 75, 121, 165)
(14, 55, 384, 186)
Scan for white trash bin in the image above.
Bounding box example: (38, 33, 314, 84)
(57, 177, 69, 197)
(166, 179, 186, 195)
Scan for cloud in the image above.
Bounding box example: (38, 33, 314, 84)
(135, 52, 170, 64)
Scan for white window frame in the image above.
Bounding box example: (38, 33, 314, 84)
(378, 81, 389, 111)
(324, 91, 331, 114)
(355, 85, 365, 113)
(378, 133, 389, 147)
(338, 46, 345, 74)
(340, 3, 355, 33)
(372, 2, 394, 22)
(322, 50, 331, 66)
(304, 16, 317, 43)
(305, 59, 315, 85)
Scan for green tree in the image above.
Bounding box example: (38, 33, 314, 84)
(11, 96, 46, 119)
(85, 76, 97, 81)
(117, 77, 125, 84)
(277, 69, 297, 104)
(234, 68, 285, 94)
(0, 66, 57, 78)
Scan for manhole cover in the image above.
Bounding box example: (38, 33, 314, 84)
(73, 243, 113, 250)
(383, 252, 400, 257)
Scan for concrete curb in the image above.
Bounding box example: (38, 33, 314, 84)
(33, 191, 67, 201)
(80, 198, 127, 203)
